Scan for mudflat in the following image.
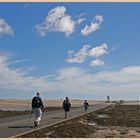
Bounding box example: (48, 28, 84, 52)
(0, 99, 99, 111)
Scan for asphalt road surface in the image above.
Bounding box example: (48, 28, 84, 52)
(0, 103, 108, 137)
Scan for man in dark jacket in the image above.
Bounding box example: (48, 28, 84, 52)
(84, 100, 89, 111)
(32, 92, 44, 127)
(63, 97, 71, 119)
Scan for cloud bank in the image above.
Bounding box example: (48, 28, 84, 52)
(0, 52, 140, 99)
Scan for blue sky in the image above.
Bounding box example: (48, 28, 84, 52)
(0, 2, 140, 100)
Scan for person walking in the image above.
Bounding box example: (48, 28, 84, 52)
(63, 97, 71, 119)
(84, 100, 89, 112)
(31, 92, 44, 127)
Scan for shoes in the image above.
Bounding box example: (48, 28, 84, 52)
(34, 121, 39, 127)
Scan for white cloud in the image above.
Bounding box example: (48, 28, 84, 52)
(35, 6, 84, 37)
(89, 43, 108, 58)
(74, 13, 86, 25)
(8, 59, 28, 65)
(22, 4, 33, 9)
(49, 66, 140, 98)
(90, 59, 104, 67)
(0, 18, 14, 36)
(77, 18, 85, 24)
(111, 44, 119, 52)
(0, 53, 48, 91)
(66, 45, 91, 63)
(81, 15, 103, 36)
(66, 43, 108, 66)
(94, 66, 140, 85)
(55, 67, 86, 81)
(53, 66, 140, 98)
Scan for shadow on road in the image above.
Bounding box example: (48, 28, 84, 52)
(8, 126, 34, 128)
(51, 117, 63, 119)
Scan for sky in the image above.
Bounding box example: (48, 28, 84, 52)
(0, 2, 140, 100)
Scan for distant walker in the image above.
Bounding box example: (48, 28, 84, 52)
(84, 100, 89, 111)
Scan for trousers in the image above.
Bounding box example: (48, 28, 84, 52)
(34, 108, 42, 123)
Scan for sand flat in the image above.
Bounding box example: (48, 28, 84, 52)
(0, 99, 100, 110)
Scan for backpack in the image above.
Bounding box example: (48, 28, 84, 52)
(63, 100, 71, 109)
(32, 96, 42, 108)
(84, 102, 89, 107)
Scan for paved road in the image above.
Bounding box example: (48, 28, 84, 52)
(0, 103, 107, 137)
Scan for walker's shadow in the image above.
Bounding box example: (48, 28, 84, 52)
(51, 117, 63, 119)
(8, 125, 34, 128)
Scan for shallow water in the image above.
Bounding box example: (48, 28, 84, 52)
(0, 105, 32, 111)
